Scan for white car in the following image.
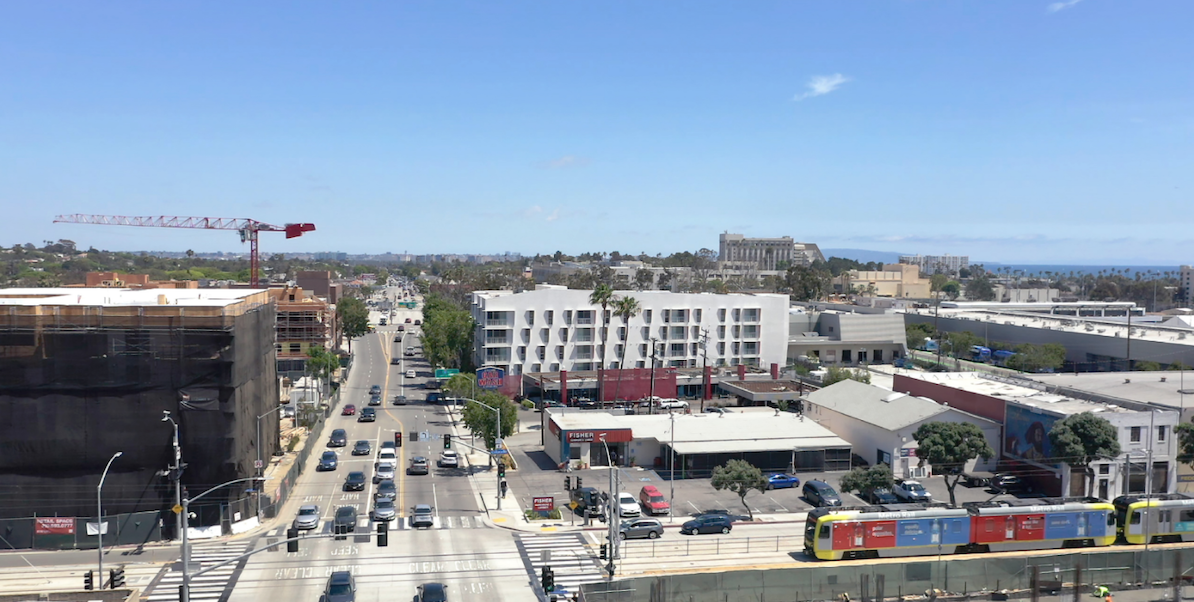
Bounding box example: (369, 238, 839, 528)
(617, 492, 641, 518)
(406, 370, 417, 379)
(377, 450, 398, 470)
(893, 479, 933, 502)
(438, 450, 459, 468)
(657, 399, 689, 410)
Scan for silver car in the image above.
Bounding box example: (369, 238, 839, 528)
(438, 451, 459, 468)
(620, 518, 663, 540)
(411, 504, 435, 528)
(374, 463, 396, 484)
(293, 504, 320, 530)
(372, 498, 397, 522)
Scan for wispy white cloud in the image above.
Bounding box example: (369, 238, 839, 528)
(540, 155, 591, 169)
(523, 205, 543, 218)
(793, 73, 851, 101)
(1047, 0, 1083, 13)
(545, 209, 561, 222)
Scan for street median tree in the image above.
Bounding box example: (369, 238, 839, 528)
(711, 459, 767, 520)
(461, 391, 519, 449)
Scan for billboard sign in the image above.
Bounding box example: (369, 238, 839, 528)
(35, 517, 75, 535)
(477, 367, 505, 390)
(1004, 404, 1060, 466)
(533, 497, 555, 511)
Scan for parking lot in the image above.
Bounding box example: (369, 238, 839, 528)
(503, 407, 1034, 522)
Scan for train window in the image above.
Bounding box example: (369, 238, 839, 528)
(1106, 513, 1116, 526)
(819, 525, 830, 539)
(1130, 511, 1141, 525)
(1182, 510, 1194, 523)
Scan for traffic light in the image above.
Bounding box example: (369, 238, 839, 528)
(334, 523, 347, 541)
(564, 476, 572, 491)
(377, 521, 388, 547)
(110, 566, 125, 588)
(395, 432, 403, 447)
(541, 566, 555, 592)
(576, 477, 582, 489)
(444, 434, 451, 449)
(287, 527, 299, 553)
(498, 463, 506, 478)
(83, 570, 93, 591)
(600, 543, 608, 559)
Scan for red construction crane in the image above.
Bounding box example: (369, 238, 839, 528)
(53, 214, 316, 287)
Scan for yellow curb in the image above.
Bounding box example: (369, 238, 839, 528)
(540, 526, 558, 532)
(493, 517, 507, 523)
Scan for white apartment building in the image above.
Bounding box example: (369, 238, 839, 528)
(898, 254, 970, 276)
(470, 285, 790, 375)
(1182, 265, 1192, 306)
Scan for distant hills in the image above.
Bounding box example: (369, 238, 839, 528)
(820, 248, 904, 264)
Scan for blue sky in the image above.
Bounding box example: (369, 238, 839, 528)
(1, 1, 1191, 264)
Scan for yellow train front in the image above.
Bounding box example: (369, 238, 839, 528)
(805, 499, 1116, 561)
(1113, 494, 1194, 545)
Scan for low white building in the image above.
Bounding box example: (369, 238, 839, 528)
(804, 379, 1001, 479)
(470, 285, 789, 376)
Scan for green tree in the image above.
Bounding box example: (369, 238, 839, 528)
(1006, 342, 1066, 373)
(965, 272, 996, 301)
(336, 297, 370, 352)
(611, 296, 641, 402)
(710, 459, 767, 520)
(941, 281, 962, 300)
(1176, 421, 1194, 476)
(838, 463, 894, 498)
(911, 422, 995, 507)
(785, 265, 833, 302)
(589, 284, 617, 399)
(1047, 412, 1121, 497)
(305, 345, 340, 399)
(930, 273, 949, 294)
(421, 294, 476, 370)
(906, 323, 935, 350)
(822, 366, 872, 386)
(943, 331, 983, 359)
(633, 269, 654, 291)
(461, 392, 519, 448)
(443, 373, 477, 400)
(1134, 361, 1163, 371)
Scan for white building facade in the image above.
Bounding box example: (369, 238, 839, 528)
(898, 254, 970, 276)
(470, 285, 790, 375)
(1182, 265, 1192, 306)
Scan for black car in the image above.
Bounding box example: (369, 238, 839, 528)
(328, 429, 347, 447)
(803, 480, 842, 507)
(680, 514, 733, 535)
(368, 395, 381, 407)
(333, 506, 357, 533)
(358, 407, 377, 422)
(369, 384, 382, 396)
(991, 474, 1032, 494)
(324, 571, 356, 602)
(351, 440, 372, 456)
(343, 471, 366, 491)
(416, 582, 448, 602)
(317, 450, 338, 471)
(860, 488, 899, 505)
(375, 479, 397, 502)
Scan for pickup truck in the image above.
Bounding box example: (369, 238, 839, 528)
(893, 479, 933, 502)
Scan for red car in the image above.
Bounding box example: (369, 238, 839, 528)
(341, 404, 356, 416)
(405, 318, 413, 324)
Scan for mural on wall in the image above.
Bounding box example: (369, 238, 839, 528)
(1004, 404, 1059, 466)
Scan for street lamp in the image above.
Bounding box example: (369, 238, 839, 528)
(255, 405, 285, 517)
(161, 411, 183, 543)
(97, 451, 122, 589)
(180, 476, 265, 602)
(459, 397, 504, 510)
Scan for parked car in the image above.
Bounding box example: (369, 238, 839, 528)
(416, 583, 447, 602)
(703, 407, 730, 414)
(893, 479, 933, 502)
(411, 504, 435, 528)
(293, 504, 320, 530)
(328, 429, 347, 447)
(341, 404, 356, 416)
(860, 488, 900, 505)
(374, 480, 397, 502)
(803, 480, 842, 507)
(358, 407, 377, 422)
(369, 384, 382, 396)
(616, 492, 640, 518)
(638, 485, 670, 515)
(765, 473, 801, 490)
(324, 570, 356, 602)
(372, 498, 397, 522)
(352, 440, 372, 456)
(680, 514, 733, 535)
(374, 463, 396, 484)
(657, 399, 689, 410)
(991, 473, 1032, 494)
(408, 456, 430, 475)
(438, 450, 459, 468)
(318, 451, 338, 471)
(343, 471, 366, 491)
(620, 517, 663, 540)
(333, 506, 357, 533)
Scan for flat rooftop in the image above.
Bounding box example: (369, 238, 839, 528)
(0, 287, 266, 308)
(549, 410, 850, 454)
(1029, 371, 1194, 411)
(901, 372, 1134, 416)
(902, 307, 1194, 349)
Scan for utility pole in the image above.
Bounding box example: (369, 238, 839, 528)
(648, 338, 660, 415)
(162, 412, 183, 543)
(699, 328, 710, 412)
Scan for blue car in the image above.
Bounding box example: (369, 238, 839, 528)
(765, 473, 800, 490)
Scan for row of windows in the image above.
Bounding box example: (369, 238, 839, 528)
(486, 307, 765, 328)
(507, 356, 762, 373)
(505, 341, 762, 362)
(492, 323, 762, 346)
(1128, 425, 1167, 443)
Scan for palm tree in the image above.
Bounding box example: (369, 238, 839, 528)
(589, 284, 617, 401)
(611, 296, 641, 404)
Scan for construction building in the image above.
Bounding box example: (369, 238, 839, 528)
(76, 271, 199, 290)
(0, 288, 278, 522)
(269, 286, 336, 375)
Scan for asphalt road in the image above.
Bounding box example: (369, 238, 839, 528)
(223, 296, 536, 602)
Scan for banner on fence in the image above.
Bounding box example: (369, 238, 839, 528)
(84, 522, 109, 536)
(35, 517, 75, 535)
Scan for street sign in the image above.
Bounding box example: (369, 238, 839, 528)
(254, 459, 264, 469)
(172, 504, 183, 515)
(435, 368, 460, 379)
(490, 449, 509, 455)
(533, 497, 555, 511)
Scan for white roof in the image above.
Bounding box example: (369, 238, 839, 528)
(550, 411, 850, 454)
(0, 287, 264, 308)
(903, 372, 1134, 415)
(805, 379, 993, 431)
